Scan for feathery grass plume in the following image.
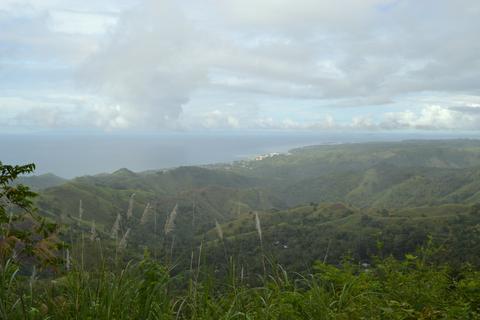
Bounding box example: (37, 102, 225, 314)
(215, 220, 224, 241)
(140, 202, 151, 225)
(164, 203, 178, 235)
(29, 266, 37, 290)
(153, 202, 158, 259)
(323, 239, 331, 263)
(216, 219, 229, 268)
(78, 199, 83, 219)
(192, 198, 196, 228)
(196, 241, 203, 275)
(255, 212, 262, 243)
(111, 214, 121, 239)
(65, 248, 71, 271)
(90, 220, 96, 241)
(126, 193, 136, 218)
(118, 228, 131, 250)
(255, 211, 266, 276)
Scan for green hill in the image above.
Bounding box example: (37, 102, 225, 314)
(204, 202, 480, 270)
(31, 139, 480, 270)
(15, 173, 66, 190)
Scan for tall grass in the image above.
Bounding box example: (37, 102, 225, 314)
(89, 220, 96, 242)
(2, 201, 480, 319)
(78, 200, 83, 220)
(163, 204, 178, 266)
(117, 228, 131, 250)
(164, 204, 178, 235)
(1, 242, 480, 319)
(140, 202, 151, 225)
(255, 211, 267, 276)
(110, 214, 121, 240)
(126, 193, 135, 219)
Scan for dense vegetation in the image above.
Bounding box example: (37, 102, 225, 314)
(3, 249, 480, 319)
(2, 140, 480, 318)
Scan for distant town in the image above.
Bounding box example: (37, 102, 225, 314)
(253, 152, 281, 161)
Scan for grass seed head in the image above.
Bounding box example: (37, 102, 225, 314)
(126, 193, 136, 218)
(164, 203, 178, 235)
(215, 220, 224, 241)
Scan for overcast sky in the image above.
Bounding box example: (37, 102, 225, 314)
(1, 0, 480, 133)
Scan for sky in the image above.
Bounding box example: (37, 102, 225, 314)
(1, 0, 480, 133)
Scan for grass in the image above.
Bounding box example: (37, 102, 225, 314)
(2, 241, 480, 319)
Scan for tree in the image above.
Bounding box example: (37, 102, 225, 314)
(0, 162, 62, 269)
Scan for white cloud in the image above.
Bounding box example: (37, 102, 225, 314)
(381, 105, 480, 130)
(199, 110, 241, 129)
(2, 0, 480, 132)
(213, 0, 389, 33)
(48, 10, 117, 35)
(254, 115, 337, 130)
(79, 0, 210, 129)
(350, 116, 377, 130)
(90, 104, 130, 129)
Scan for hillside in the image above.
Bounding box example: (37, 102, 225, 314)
(203, 202, 480, 271)
(36, 166, 281, 241)
(223, 139, 480, 207)
(30, 139, 480, 271)
(15, 173, 66, 190)
(37, 140, 480, 224)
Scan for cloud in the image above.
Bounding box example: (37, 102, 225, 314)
(48, 10, 117, 35)
(218, 104, 480, 131)
(88, 104, 129, 129)
(381, 105, 480, 130)
(253, 115, 337, 131)
(199, 110, 240, 129)
(213, 0, 389, 33)
(2, 0, 480, 132)
(0, 6, 102, 64)
(450, 105, 480, 115)
(79, 0, 210, 129)
(13, 106, 69, 127)
(205, 0, 480, 103)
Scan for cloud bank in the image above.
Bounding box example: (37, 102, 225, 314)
(1, 0, 480, 131)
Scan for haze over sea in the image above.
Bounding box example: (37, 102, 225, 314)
(2, 131, 479, 179)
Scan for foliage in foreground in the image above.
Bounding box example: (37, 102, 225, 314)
(0, 162, 62, 269)
(1, 251, 480, 319)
